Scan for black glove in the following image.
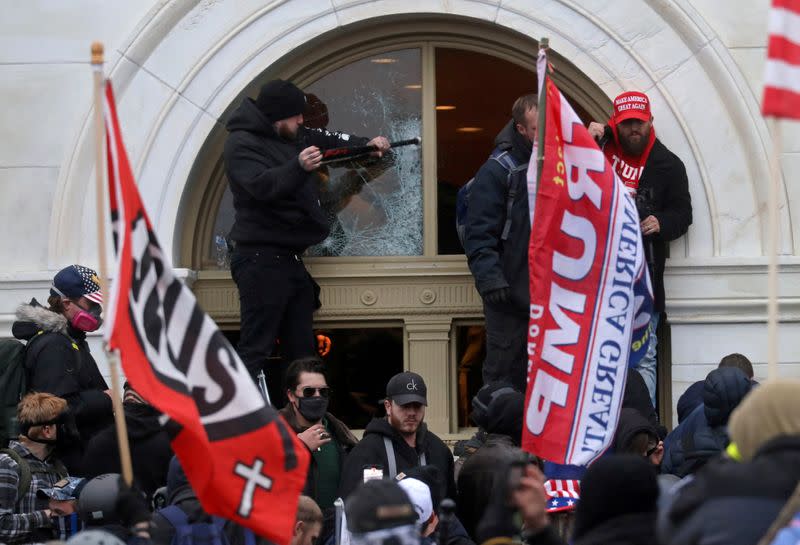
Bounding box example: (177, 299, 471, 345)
(115, 477, 151, 529)
(484, 287, 511, 306)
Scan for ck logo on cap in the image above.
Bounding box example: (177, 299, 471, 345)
(407, 379, 418, 391)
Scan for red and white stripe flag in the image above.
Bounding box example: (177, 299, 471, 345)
(763, 0, 800, 118)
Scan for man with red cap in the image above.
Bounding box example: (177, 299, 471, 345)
(588, 91, 692, 407)
(223, 79, 390, 402)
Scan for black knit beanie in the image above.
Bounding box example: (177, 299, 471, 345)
(572, 454, 659, 539)
(255, 79, 306, 122)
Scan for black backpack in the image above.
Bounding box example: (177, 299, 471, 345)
(455, 147, 528, 249)
(0, 331, 48, 447)
(0, 447, 68, 499)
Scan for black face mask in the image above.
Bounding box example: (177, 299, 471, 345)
(296, 396, 329, 422)
(21, 410, 80, 448)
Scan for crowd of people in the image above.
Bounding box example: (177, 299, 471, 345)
(0, 81, 796, 545)
(3, 305, 800, 545)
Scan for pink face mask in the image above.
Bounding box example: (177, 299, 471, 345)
(69, 309, 101, 332)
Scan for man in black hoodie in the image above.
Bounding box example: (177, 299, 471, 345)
(81, 383, 173, 502)
(223, 79, 389, 391)
(462, 94, 537, 391)
(338, 372, 455, 502)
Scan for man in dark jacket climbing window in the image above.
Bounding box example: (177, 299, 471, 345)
(223, 79, 389, 400)
(338, 372, 455, 501)
(12, 265, 113, 474)
(463, 95, 538, 392)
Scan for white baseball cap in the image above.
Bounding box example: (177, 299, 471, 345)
(397, 478, 433, 524)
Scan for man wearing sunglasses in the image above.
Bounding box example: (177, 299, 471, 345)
(279, 357, 357, 522)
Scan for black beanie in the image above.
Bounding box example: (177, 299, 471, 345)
(572, 454, 658, 539)
(470, 381, 517, 429)
(486, 391, 524, 441)
(255, 79, 306, 122)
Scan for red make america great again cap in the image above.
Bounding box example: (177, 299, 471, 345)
(612, 91, 651, 122)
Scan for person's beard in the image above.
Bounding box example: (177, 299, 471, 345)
(388, 409, 421, 437)
(277, 123, 298, 141)
(619, 124, 651, 156)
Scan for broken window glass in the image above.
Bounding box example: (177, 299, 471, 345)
(305, 48, 423, 256)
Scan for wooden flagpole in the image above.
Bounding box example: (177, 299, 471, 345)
(91, 42, 134, 485)
(766, 117, 781, 381)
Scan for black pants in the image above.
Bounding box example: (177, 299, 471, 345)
(230, 247, 317, 402)
(482, 302, 528, 392)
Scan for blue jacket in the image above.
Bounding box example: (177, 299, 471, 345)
(463, 121, 532, 313)
(662, 367, 751, 477)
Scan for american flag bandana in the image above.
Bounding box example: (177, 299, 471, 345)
(544, 479, 580, 513)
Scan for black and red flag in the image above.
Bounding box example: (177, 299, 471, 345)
(102, 80, 309, 544)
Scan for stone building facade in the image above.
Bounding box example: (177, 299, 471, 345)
(1, 0, 798, 434)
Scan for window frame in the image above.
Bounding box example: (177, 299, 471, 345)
(185, 22, 612, 270)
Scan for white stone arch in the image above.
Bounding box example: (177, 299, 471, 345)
(51, 0, 794, 269)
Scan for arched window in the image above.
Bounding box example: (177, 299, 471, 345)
(182, 18, 612, 431)
(195, 27, 603, 268)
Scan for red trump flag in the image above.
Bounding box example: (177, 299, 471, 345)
(102, 80, 309, 544)
(523, 48, 653, 466)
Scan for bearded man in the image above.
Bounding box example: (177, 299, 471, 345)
(223, 79, 389, 401)
(589, 91, 692, 406)
(338, 372, 456, 502)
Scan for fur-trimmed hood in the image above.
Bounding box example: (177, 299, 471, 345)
(12, 299, 69, 340)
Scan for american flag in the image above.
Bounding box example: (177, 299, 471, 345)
(763, 0, 800, 118)
(544, 479, 580, 513)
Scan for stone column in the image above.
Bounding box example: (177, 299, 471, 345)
(405, 317, 453, 435)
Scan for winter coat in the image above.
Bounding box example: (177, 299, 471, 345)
(278, 404, 358, 504)
(659, 435, 800, 545)
(81, 402, 173, 501)
(223, 97, 368, 251)
(676, 380, 704, 424)
(661, 367, 751, 477)
(463, 121, 532, 314)
(456, 434, 521, 541)
(423, 516, 475, 545)
(11, 301, 113, 473)
(635, 138, 692, 312)
(574, 512, 657, 545)
(338, 418, 455, 501)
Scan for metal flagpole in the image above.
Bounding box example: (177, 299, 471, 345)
(91, 42, 134, 485)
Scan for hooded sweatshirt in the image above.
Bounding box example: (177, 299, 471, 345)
(223, 97, 368, 251)
(81, 402, 173, 500)
(337, 418, 455, 502)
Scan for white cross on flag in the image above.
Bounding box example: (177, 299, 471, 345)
(763, 0, 800, 118)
